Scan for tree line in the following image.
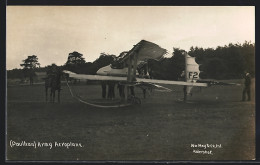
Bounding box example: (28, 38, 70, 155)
(7, 41, 255, 82)
(148, 41, 255, 80)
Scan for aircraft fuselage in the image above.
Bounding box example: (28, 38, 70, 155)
(96, 65, 139, 77)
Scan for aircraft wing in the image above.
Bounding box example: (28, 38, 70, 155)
(136, 82, 173, 92)
(118, 40, 167, 63)
(136, 78, 208, 87)
(119, 81, 172, 92)
(197, 80, 241, 86)
(64, 70, 208, 87)
(64, 70, 127, 81)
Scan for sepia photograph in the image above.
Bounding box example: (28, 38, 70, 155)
(6, 5, 255, 161)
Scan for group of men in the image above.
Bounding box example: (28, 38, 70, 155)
(101, 81, 127, 100)
(45, 64, 62, 89)
(100, 68, 150, 100)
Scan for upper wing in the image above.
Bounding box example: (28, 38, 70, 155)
(118, 40, 168, 63)
(64, 70, 208, 87)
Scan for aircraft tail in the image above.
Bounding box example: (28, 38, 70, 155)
(185, 54, 200, 95)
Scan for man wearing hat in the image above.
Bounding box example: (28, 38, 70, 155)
(242, 71, 251, 101)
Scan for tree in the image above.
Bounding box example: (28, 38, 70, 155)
(93, 53, 116, 70)
(205, 58, 227, 79)
(188, 41, 255, 79)
(170, 48, 186, 80)
(20, 55, 40, 69)
(65, 51, 85, 65)
(147, 48, 186, 80)
(20, 55, 40, 85)
(65, 51, 86, 73)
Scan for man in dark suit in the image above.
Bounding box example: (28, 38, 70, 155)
(242, 72, 251, 101)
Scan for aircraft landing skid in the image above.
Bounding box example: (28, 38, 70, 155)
(74, 95, 133, 108)
(66, 80, 137, 108)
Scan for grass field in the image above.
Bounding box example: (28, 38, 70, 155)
(6, 79, 255, 161)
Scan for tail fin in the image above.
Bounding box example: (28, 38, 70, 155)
(185, 53, 200, 82)
(185, 54, 200, 95)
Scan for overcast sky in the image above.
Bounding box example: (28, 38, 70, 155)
(6, 6, 255, 70)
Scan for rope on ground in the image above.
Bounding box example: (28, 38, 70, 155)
(65, 80, 132, 108)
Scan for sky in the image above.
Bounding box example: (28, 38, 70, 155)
(6, 6, 255, 70)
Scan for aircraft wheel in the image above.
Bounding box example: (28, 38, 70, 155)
(127, 95, 141, 105)
(127, 96, 135, 104)
(134, 97, 141, 104)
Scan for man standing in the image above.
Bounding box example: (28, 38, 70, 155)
(107, 81, 116, 100)
(180, 70, 187, 102)
(118, 83, 125, 99)
(242, 72, 251, 101)
(101, 81, 107, 99)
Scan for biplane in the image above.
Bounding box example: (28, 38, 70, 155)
(63, 40, 238, 107)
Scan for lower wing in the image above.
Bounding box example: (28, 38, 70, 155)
(63, 70, 208, 87)
(119, 81, 172, 92)
(197, 80, 241, 86)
